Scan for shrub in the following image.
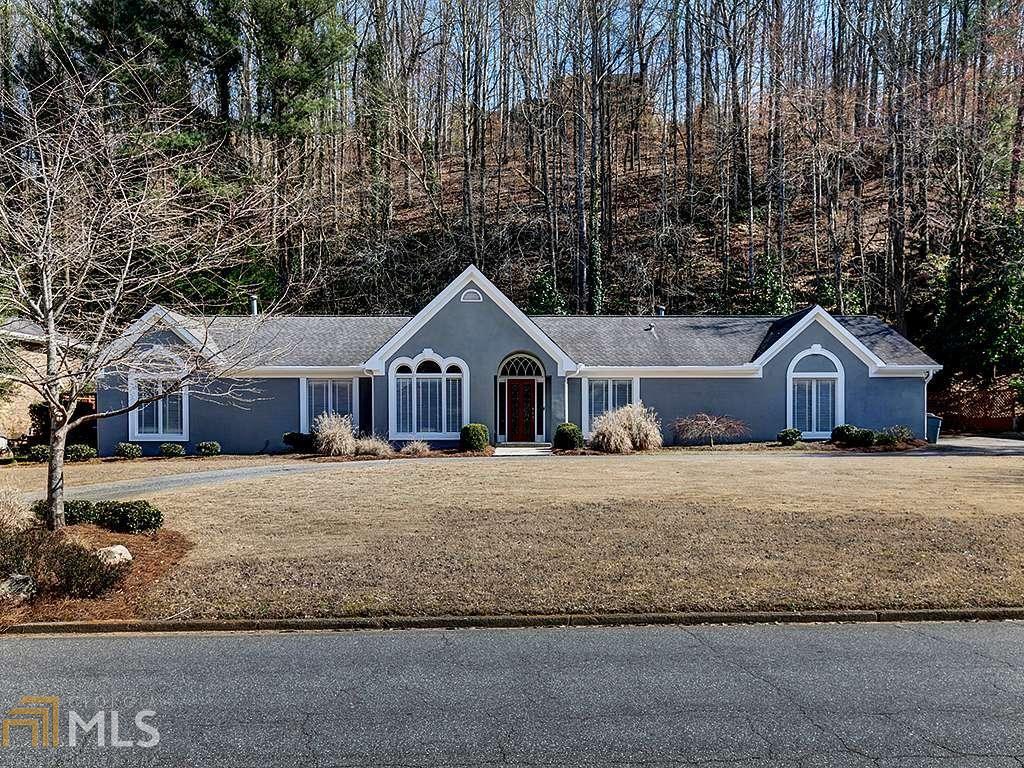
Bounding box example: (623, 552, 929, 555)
(312, 413, 356, 456)
(399, 440, 431, 457)
(460, 423, 490, 452)
(777, 427, 802, 446)
(160, 442, 186, 458)
(49, 539, 129, 598)
(589, 411, 633, 454)
(553, 423, 584, 450)
(94, 500, 163, 533)
(883, 424, 914, 444)
(874, 431, 898, 447)
(0, 528, 128, 600)
(196, 441, 222, 456)
(115, 442, 143, 459)
(830, 424, 860, 444)
(32, 498, 98, 526)
(354, 436, 393, 457)
(282, 432, 314, 452)
(65, 444, 97, 462)
(27, 444, 50, 463)
(0, 487, 31, 533)
(850, 427, 877, 447)
(671, 413, 750, 448)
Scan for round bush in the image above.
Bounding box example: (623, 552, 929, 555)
(160, 443, 186, 458)
(553, 423, 584, 450)
(32, 498, 98, 526)
(282, 432, 314, 452)
(776, 427, 802, 446)
(460, 423, 490, 452)
(65, 444, 97, 463)
(196, 441, 222, 457)
(94, 500, 164, 533)
(850, 427, 877, 447)
(874, 431, 899, 447)
(27, 444, 50, 463)
(830, 424, 860, 444)
(115, 442, 143, 459)
(884, 424, 914, 443)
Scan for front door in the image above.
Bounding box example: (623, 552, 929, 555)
(507, 379, 535, 442)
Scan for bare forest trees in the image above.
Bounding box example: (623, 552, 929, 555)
(1, 0, 1022, 365)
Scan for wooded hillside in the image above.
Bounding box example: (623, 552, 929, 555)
(2, 0, 1023, 379)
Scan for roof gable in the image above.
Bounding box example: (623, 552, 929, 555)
(362, 265, 576, 374)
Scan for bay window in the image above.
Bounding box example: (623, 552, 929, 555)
(390, 355, 467, 439)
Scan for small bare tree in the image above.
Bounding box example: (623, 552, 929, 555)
(0, 65, 293, 529)
(671, 413, 750, 448)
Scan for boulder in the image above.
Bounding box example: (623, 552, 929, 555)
(95, 544, 133, 565)
(0, 574, 36, 603)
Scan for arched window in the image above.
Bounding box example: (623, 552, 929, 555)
(499, 354, 543, 377)
(787, 346, 845, 439)
(391, 351, 469, 438)
(460, 288, 483, 303)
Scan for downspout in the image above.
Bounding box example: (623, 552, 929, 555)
(923, 369, 934, 439)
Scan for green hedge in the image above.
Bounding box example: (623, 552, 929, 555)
(196, 441, 222, 456)
(115, 442, 143, 459)
(553, 423, 584, 450)
(460, 423, 489, 451)
(27, 444, 50, 463)
(32, 499, 164, 533)
(160, 443, 186, 458)
(65, 444, 97, 462)
(776, 427, 802, 446)
(282, 432, 314, 452)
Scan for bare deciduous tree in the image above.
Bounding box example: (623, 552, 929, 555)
(0, 66, 294, 529)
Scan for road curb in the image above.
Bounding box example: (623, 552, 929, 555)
(5, 606, 1024, 636)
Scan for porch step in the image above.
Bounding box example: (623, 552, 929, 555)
(494, 443, 552, 457)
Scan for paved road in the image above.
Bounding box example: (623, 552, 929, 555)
(1, 621, 1023, 767)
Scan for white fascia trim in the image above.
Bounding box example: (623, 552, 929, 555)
(363, 265, 576, 375)
(753, 306, 885, 372)
(578, 365, 763, 379)
(108, 305, 223, 365)
(236, 365, 367, 379)
(786, 345, 845, 438)
(869, 365, 944, 378)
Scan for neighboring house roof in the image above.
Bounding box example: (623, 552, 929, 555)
(0, 318, 47, 344)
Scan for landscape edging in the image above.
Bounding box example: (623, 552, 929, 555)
(5, 606, 1024, 635)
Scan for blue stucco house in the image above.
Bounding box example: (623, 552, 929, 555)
(96, 265, 941, 455)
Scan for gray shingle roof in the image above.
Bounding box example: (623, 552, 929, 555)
(200, 310, 937, 369)
(0, 318, 46, 342)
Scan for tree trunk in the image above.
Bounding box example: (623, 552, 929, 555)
(45, 423, 68, 531)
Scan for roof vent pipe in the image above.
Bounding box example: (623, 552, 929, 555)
(655, 305, 666, 317)
(249, 294, 259, 316)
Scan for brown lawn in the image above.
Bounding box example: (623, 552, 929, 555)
(130, 452, 1024, 621)
(0, 454, 299, 493)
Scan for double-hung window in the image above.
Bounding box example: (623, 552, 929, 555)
(587, 378, 634, 432)
(308, 379, 354, 424)
(131, 378, 188, 441)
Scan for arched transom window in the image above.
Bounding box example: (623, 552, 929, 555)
(390, 351, 469, 439)
(499, 354, 543, 377)
(787, 345, 845, 439)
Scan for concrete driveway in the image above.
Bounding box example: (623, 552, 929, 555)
(1, 621, 1023, 766)
(926, 435, 1024, 456)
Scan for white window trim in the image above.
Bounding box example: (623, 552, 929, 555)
(460, 288, 483, 303)
(387, 349, 470, 440)
(127, 378, 190, 442)
(581, 375, 640, 439)
(786, 345, 845, 439)
(301, 376, 360, 433)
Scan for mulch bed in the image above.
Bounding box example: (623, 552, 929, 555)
(1, 525, 194, 627)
